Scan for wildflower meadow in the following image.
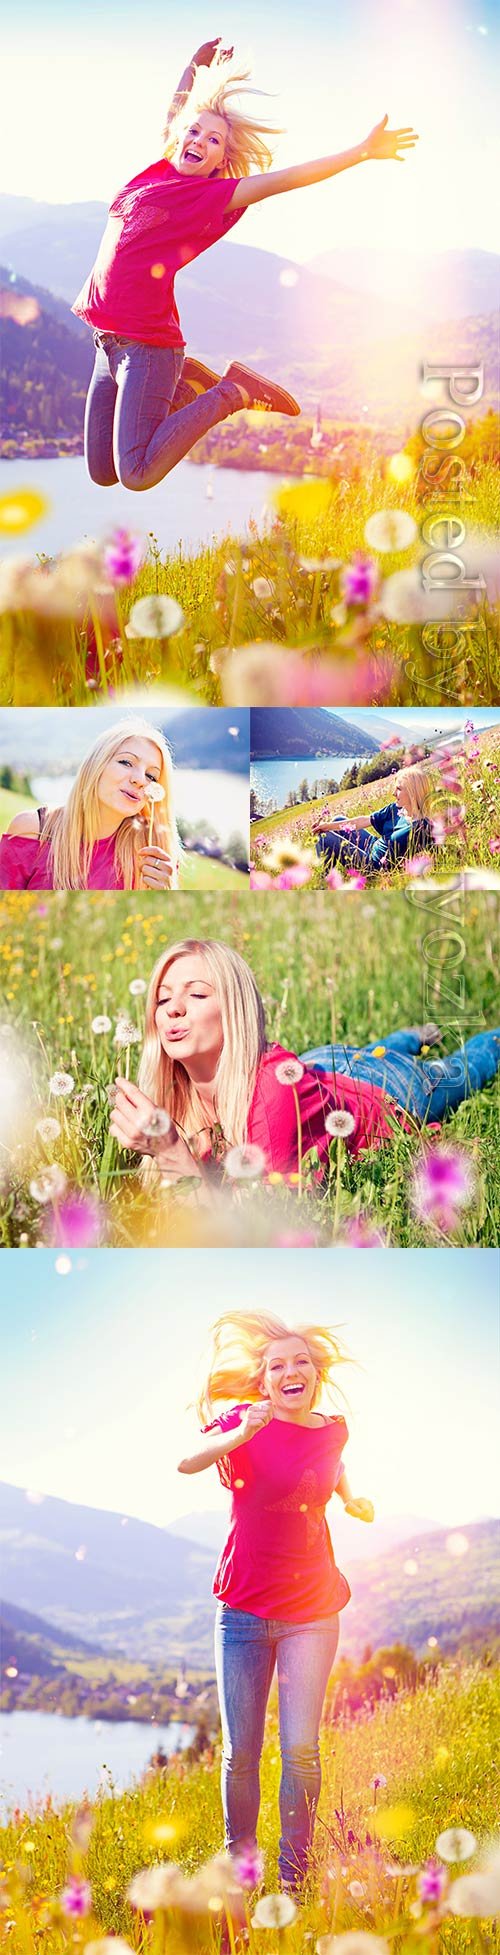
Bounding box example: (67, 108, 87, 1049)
(1, 1654, 499, 1954)
(0, 455, 499, 709)
(250, 720, 500, 889)
(0, 891, 498, 1249)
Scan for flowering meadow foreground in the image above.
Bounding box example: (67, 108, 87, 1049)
(0, 459, 499, 708)
(0, 893, 498, 1248)
(250, 722, 500, 889)
(1, 1657, 499, 1952)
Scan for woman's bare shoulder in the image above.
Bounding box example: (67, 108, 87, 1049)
(6, 810, 40, 838)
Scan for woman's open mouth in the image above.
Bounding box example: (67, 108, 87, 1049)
(184, 148, 203, 163)
(281, 1384, 305, 1397)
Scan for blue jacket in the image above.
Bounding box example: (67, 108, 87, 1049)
(368, 803, 433, 867)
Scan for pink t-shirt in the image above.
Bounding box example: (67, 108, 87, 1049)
(244, 1043, 409, 1166)
(204, 1404, 351, 1621)
(0, 832, 124, 890)
(72, 160, 245, 347)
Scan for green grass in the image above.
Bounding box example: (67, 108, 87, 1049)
(0, 1658, 499, 1951)
(0, 890, 498, 1247)
(250, 724, 500, 887)
(1, 455, 499, 706)
(0, 784, 36, 828)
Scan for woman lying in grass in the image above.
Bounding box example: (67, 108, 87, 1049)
(108, 938, 500, 1179)
(73, 35, 418, 491)
(312, 764, 436, 877)
(179, 1309, 372, 1894)
(0, 718, 179, 890)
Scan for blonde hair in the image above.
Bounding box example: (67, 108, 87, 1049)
(396, 763, 438, 821)
(196, 1310, 349, 1430)
(138, 938, 266, 1164)
(39, 717, 180, 890)
(163, 50, 280, 177)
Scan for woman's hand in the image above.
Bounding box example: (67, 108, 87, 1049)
(236, 1401, 274, 1444)
(109, 1077, 201, 1177)
(192, 37, 234, 67)
(359, 115, 419, 163)
(344, 1496, 375, 1522)
(137, 845, 175, 890)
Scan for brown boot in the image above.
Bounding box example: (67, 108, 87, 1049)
(224, 360, 301, 416)
(170, 357, 221, 413)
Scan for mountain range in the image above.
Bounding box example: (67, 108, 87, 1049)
(1, 197, 498, 437)
(1, 1480, 498, 1668)
(0, 708, 249, 776)
(250, 708, 379, 759)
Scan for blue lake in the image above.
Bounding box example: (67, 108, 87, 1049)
(251, 755, 367, 811)
(0, 457, 284, 560)
(0, 1709, 192, 1815)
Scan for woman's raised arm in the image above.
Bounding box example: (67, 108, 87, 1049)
(226, 115, 418, 211)
(178, 1403, 272, 1474)
(163, 39, 234, 139)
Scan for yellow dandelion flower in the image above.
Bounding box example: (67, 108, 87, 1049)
(371, 1045, 386, 1057)
(272, 479, 334, 524)
(372, 1804, 416, 1841)
(0, 487, 49, 534)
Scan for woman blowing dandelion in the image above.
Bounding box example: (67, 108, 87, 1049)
(178, 1309, 373, 1892)
(73, 37, 418, 492)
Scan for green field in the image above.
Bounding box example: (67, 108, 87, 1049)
(1, 1658, 499, 1952)
(0, 890, 498, 1247)
(251, 723, 500, 886)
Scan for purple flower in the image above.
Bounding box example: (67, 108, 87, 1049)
(232, 1843, 265, 1888)
(341, 554, 379, 606)
(418, 1861, 448, 1905)
(342, 1217, 388, 1247)
(411, 1144, 477, 1235)
(60, 1877, 92, 1918)
(45, 1191, 104, 1248)
(103, 528, 144, 586)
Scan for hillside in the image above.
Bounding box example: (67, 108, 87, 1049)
(1, 220, 498, 448)
(1, 1482, 498, 1669)
(250, 708, 379, 758)
(0, 1598, 102, 1676)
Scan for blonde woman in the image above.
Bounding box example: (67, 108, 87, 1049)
(108, 938, 500, 1177)
(312, 764, 437, 875)
(0, 718, 179, 890)
(73, 36, 418, 490)
(177, 1309, 373, 1891)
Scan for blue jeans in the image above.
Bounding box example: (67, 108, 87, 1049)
(84, 331, 242, 490)
(214, 1602, 339, 1889)
(300, 1026, 500, 1123)
(315, 829, 377, 872)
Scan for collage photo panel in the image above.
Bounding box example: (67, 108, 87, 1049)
(0, 1, 499, 1952)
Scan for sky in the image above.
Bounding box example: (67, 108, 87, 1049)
(1, 0, 499, 258)
(0, 1248, 499, 1531)
(326, 708, 500, 736)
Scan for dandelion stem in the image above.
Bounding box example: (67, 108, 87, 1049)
(88, 604, 109, 696)
(292, 1085, 303, 1198)
(333, 1137, 343, 1235)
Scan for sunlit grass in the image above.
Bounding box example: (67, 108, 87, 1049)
(0, 891, 498, 1247)
(0, 1658, 499, 1950)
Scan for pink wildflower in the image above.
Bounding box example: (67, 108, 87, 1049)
(326, 868, 345, 889)
(276, 865, 312, 887)
(404, 853, 433, 877)
(103, 528, 144, 585)
(232, 1845, 265, 1888)
(488, 837, 500, 854)
(342, 554, 379, 606)
(45, 1191, 104, 1248)
(418, 1862, 449, 1906)
(250, 870, 274, 889)
(60, 1877, 92, 1918)
(411, 1144, 477, 1234)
